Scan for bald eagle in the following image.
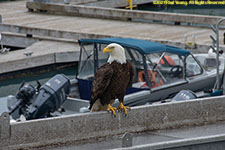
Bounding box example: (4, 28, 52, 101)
(89, 43, 134, 115)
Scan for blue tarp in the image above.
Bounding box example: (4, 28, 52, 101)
(79, 38, 190, 56)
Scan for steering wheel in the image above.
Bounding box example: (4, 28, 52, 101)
(170, 65, 183, 77)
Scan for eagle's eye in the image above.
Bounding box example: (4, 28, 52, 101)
(109, 46, 115, 50)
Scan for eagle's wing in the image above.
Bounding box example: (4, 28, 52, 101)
(90, 64, 114, 109)
(127, 61, 134, 88)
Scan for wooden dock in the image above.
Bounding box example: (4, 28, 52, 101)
(0, 40, 80, 74)
(0, 1, 225, 47)
(0, 0, 225, 74)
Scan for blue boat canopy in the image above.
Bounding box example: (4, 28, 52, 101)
(79, 38, 190, 56)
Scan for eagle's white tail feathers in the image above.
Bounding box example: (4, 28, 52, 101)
(90, 98, 107, 112)
(90, 99, 115, 112)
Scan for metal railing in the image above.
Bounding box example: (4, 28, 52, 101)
(210, 18, 225, 90)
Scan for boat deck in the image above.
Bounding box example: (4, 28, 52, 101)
(31, 120, 225, 150)
(2, 95, 225, 150)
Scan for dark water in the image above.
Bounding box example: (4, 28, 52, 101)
(0, 65, 77, 97)
(137, 3, 225, 16)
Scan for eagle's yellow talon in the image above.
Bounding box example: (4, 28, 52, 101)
(107, 104, 117, 116)
(117, 102, 130, 115)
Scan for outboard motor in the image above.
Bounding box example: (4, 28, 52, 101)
(8, 74, 71, 120)
(8, 83, 36, 118)
(25, 74, 70, 120)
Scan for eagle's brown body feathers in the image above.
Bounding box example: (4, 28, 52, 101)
(89, 61, 134, 111)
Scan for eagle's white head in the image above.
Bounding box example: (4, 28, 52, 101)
(102, 43, 126, 64)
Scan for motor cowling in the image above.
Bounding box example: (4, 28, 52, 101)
(25, 74, 71, 120)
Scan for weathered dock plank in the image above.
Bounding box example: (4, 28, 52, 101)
(0, 40, 80, 74)
(26, 1, 223, 25)
(1, 1, 225, 54)
(0, 23, 113, 40)
(1, 32, 38, 48)
(1, 22, 223, 53)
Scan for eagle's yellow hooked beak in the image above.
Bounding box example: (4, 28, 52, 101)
(103, 47, 113, 54)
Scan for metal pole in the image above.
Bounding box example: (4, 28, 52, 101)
(142, 55, 151, 90)
(216, 23, 220, 89)
(216, 18, 225, 89)
(0, 33, 3, 51)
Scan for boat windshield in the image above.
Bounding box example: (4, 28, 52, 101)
(185, 54, 203, 77)
(138, 52, 204, 89)
(136, 52, 186, 89)
(78, 43, 109, 80)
